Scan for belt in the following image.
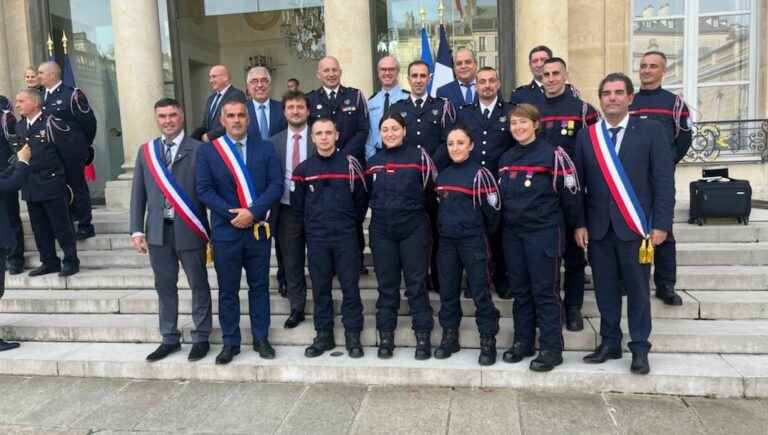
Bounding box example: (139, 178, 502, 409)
(163, 219, 175, 225)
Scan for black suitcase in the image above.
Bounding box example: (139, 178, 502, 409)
(689, 178, 752, 225)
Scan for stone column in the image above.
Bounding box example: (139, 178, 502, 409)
(105, 0, 164, 209)
(514, 0, 568, 87)
(323, 0, 374, 97)
(0, 1, 12, 97)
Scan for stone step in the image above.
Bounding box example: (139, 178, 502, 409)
(6, 265, 768, 291)
(0, 342, 757, 397)
(0, 289, 702, 319)
(689, 291, 768, 320)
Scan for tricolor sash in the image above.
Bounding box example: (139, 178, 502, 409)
(587, 122, 654, 262)
(143, 138, 209, 242)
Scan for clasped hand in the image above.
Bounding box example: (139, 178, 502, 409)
(229, 208, 254, 228)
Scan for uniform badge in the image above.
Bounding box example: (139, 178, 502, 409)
(432, 109, 439, 116)
(564, 173, 576, 189)
(486, 192, 498, 207)
(40, 130, 47, 141)
(400, 112, 407, 118)
(499, 116, 506, 123)
(524, 179, 532, 188)
(316, 104, 323, 110)
(289, 180, 296, 192)
(56, 100, 63, 105)
(344, 99, 351, 105)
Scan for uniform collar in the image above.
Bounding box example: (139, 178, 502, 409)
(27, 111, 42, 126)
(323, 86, 341, 97)
(380, 84, 402, 96)
(410, 93, 428, 105)
(479, 97, 498, 115)
(217, 84, 231, 96)
(604, 113, 630, 130)
(46, 81, 63, 93)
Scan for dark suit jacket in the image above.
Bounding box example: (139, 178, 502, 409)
(196, 135, 283, 242)
(17, 114, 67, 202)
(201, 86, 247, 141)
(437, 80, 473, 108)
(247, 99, 288, 139)
(0, 110, 17, 170)
(574, 117, 675, 241)
(268, 127, 313, 176)
(130, 134, 210, 250)
(306, 85, 369, 161)
(0, 162, 30, 249)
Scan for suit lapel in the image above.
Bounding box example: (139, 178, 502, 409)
(173, 137, 193, 167)
(618, 118, 635, 163)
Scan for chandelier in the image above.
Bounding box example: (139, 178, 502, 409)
(281, 7, 325, 60)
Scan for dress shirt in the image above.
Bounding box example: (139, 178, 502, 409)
(26, 111, 42, 128)
(282, 126, 308, 205)
(479, 98, 498, 118)
(323, 86, 341, 99)
(365, 85, 408, 160)
(227, 134, 248, 164)
(253, 99, 270, 135)
(604, 114, 630, 153)
(460, 81, 476, 102)
(44, 81, 63, 102)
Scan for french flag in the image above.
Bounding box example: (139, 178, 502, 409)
(429, 25, 453, 97)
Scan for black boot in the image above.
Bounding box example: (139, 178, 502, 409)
(377, 331, 395, 359)
(433, 328, 460, 359)
(345, 331, 364, 358)
(502, 342, 534, 363)
(565, 306, 584, 331)
(304, 330, 335, 358)
(529, 351, 563, 372)
(655, 287, 683, 306)
(478, 335, 497, 366)
(414, 332, 432, 360)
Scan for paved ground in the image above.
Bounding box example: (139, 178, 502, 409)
(0, 376, 766, 434)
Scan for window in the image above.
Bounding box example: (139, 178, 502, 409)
(630, 0, 757, 121)
(479, 36, 486, 51)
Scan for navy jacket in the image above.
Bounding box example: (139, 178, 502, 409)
(497, 137, 579, 234)
(436, 80, 474, 108)
(509, 80, 545, 107)
(0, 162, 30, 249)
(539, 91, 600, 156)
(574, 117, 675, 241)
(200, 86, 248, 141)
(195, 135, 283, 242)
(246, 98, 288, 139)
(306, 86, 369, 161)
(388, 95, 456, 170)
(630, 87, 692, 164)
(456, 99, 514, 175)
(17, 114, 68, 202)
(366, 145, 432, 233)
(0, 110, 17, 170)
(436, 159, 500, 239)
(41, 84, 97, 161)
(290, 150, 368, 242)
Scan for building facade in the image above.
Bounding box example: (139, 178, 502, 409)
(0, 0, 766, 205)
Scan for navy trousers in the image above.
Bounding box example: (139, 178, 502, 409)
(1, 190, 23, 268)
(212, 233, 271, 345)
(588, 226, 652, 353)
(505, 227, 564, 353)
(653, 230, 676, 291)
(370, 215, 433, 333)
(307, 234, 364, 333)
(62, 157, 93, 231)
(562, 224, 586, 308)
(437, 235, 500, 336)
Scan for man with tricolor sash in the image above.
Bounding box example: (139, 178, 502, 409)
(196, 99, 283, 365)
(573, 73, 675, 375)
(130, 98, 213, 363)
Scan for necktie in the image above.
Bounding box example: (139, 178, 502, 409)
(258, 104, 269, 140)
(609, 127, 623, 151)
(163, 139, 174, 167)
(329, 90, 336, 101)
(209, 93, 222, 120)
(383, 92, 390, 113)
(292, 134, 301, 171)
(44, 91, 50, 103)
(415, 98, 423, 110)
(463, 84, 474, 104)
(483, 108, 490, 119)
(235, 141, 245, 163)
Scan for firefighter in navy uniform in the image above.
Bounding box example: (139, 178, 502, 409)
(433, 124, 501, 366)
(291, 118, 368, 359)
(456, 66, 514, 299)
(14, 88, 80, 277)
(509, 45, 552, 107)
(389, 60, 456, 292)
(498, 104, 581, 372)
(306, 56, 369, 274)
(366, 113, 435, 360)
(0, 95, 25, 275)
(537, 58, 599, 331)
(630, 50, 691, 307)
(38, 61, 97, 241)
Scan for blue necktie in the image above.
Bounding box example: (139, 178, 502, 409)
(258, 104, 269, 140)
(235, 141, 245, 164)
(463, 84, 474, 105)
(209, 93, 221, 121)
(609, 127, 623, 151)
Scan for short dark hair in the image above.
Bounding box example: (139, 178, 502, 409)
(407, 60, 430, 75)
(446, 123, 473, 142)
(0, 95, 10, 112)
(528, 45, 553, 62)
(544, 57, 566, 69)
(311, 117, 337, 132)
(281, 90, 309, 108)
(288, 78, 300, 85)
(379, 112, 407, 130)
(642, 50, 668, 63)
(154, 97, 182, 110)
(598, 72, 635, 96)
(477, 66, 498, 77)
(220, 99, 248, 117)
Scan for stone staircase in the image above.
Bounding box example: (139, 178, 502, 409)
(1, 206, 768, 398)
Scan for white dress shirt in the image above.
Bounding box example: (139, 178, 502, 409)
(282, 126, 308, 205)
(479, 97, 498, 117)
(604, 114, 630, 153)
(26, 111, 42, 127)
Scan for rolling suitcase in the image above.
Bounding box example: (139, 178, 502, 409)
(688, 177, 751, 225)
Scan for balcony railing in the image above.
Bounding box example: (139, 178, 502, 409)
(683, 118, 768, 163)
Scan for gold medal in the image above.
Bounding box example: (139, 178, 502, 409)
(561, 128, 567, 136)
(524, 179, 532, 188)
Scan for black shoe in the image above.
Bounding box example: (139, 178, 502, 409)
(76, 227, 96, 241)
(28, 264, 61, 277)
(377, 331, 394, 359)
(583, 344, 622, 364)
(502, 342, 534, 363)
(253, 337, 276, 359)
(529, 351, 563, 372)
(631, 351, 650, 375)
(187, 342, 210, 361)
(494, 284, 513, 300)
(146, 343, 181, 362)
(284, 309, 305, 329)
(478, 335, 497, 366)
(345, 331, 364, 358)
(305, 331, 335, 358)
(415, 332, 431, 360)
(7, 263, 23, 275)
(0, 339, 20, 352)
(434, 328, 460, 359)
(359, 265, 369, 275)
(565, 306, 584, 331)
(655, 289, 683, 306)
(215, 345, 240, 365)
(58, 263, 80, 277)
(278, 281, 287, 298)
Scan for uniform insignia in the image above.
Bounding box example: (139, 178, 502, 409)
(344, 99, 351, 105)
(499, 116, 506, 123)
(40, 130, 47, 140)
(432, 109, 439, 116)
(289, 180, 296, 192)
(486, 192, 498, 207)
(400, 112, 407, 118)
(524, 179, 532, 188)
(316, 104, 322, 109)
(56, 100, 62, 105)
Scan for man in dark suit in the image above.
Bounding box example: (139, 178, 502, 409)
(0, 95, 24, 275)
(436, 48, 478, 108)
(268, 91, 312, 329)
(574, 73, 675, 375)
(196, 100, 283, 364)
(199, 65, 247, 142)
(38, 61, 97, 241)
(0, 143, 31, 351)
(246, 66, 287, 141)
(15, 88, 79, 277)
(509, 45, 551, 106)
(130, 98, 213, 362)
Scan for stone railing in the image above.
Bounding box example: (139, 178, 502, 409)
(683, 119, 768, 163)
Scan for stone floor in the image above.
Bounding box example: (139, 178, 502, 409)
(0, 376, 766, 434)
